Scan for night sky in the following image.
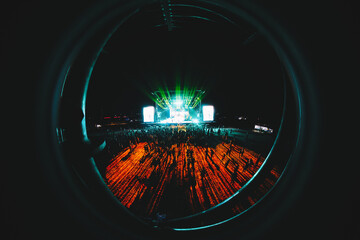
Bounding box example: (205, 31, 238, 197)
(86, 22, 284, 126)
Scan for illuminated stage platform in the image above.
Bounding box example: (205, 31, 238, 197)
(143, 90, 214, 124)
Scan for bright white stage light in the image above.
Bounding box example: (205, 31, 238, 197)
(174, 100, 183, 106)
(202, 105, 214, 121)
(143, 106, 155, 123)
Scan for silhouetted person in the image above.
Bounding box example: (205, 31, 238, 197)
(243, 158, 253, 172)
(239, 147, 244, 157)
(231, 164, 240, 183)
(227, 143, 233, 155)
(222, 152, 228, 162)
(225, 158, 230, 168)
(255, 154, 261, 167)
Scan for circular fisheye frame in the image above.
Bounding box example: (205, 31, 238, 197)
(84, 2, 288, 228)
(36, 0, 320, 239)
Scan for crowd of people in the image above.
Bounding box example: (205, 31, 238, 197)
(93, 124, 264, 222)
(102, 124, 234, 158)
(93, 124, 265, 184)
(93, 124, 236, 175)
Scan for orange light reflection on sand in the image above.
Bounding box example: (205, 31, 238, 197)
(105, 142, 266, 218)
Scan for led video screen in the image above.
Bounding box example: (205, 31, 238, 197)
(143, 106, 155, 123)
(202, 105, 214, 121)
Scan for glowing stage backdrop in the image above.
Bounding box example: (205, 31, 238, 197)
(142, 90, 214, 124)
